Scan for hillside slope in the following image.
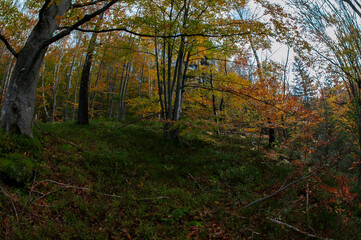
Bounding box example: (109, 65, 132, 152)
(0, 120, 359, 239)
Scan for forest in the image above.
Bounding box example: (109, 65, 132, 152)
(0, 0, 361, 239)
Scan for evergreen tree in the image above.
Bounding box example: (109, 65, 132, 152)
(292, 56, 316, 108)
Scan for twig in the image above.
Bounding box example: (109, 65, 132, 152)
(0, 185, 19, 221)
(21, 169, 38, 215)
(30, 179, 123, 199)
(35, 188, 62, 201)
(136, 196, 170, 201)
(244, 165, 325, 209)
(245, 227, 260, 235)
(267, 218, 332, 240)
(188, 172, 204, 191)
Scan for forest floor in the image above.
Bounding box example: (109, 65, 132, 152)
(0, 119, 360, 239)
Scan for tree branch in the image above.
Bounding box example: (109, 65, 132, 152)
(243, 164, 325, 209)
(58, 26, 259, 39)
(268, 218, 332, 240)
(0, 33, 18, 58)
(72, 0, 107, 8)
(0, 185, 19, 221)
(40, 0, 118, 49)
(343, 0, 361, 18)
(187, 85, 298, 115)
(31, 179, 123, 198)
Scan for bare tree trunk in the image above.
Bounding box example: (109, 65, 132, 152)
(210, 69, 220, 135)
(108, 67, 118, 118)
(154, 39, 165, 118)
(139, 60, 145, 98)
(97, 67, 112, 118)
(40, 62, 50, 122)
(72, 53, 84, 121)
(77, 15, 103, 125)
(119, 61, 131, 120)
(116, 61, 127, 122)
(0, 57, 15, 101)
(52, 49, 65, 122)
(90, 61, 104, 116)
(164, 36, 186, 140)
(65, 36, 81, 121)
(148, 76, 152, 98)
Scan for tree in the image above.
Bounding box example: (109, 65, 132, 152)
(0, 0, 118, 136)
(292, 56, 316, 108)
(137, 0, 259, 140)
(290, 0, 361, 191)
(77, 13, 104, 125)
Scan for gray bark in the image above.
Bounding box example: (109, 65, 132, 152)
(0, 0, 71, 136)
(0, 0, 117, 135)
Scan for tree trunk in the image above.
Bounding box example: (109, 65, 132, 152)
(1, 0, 71, 136)
(0, 57, 15, 100)
(40, 62, 50, 122)
(97, 67, 112, 118)
(77, 17, 102, 125)
(65, 37, 81, 121)
(72, 53, 84, 121)
(154, 39, 165, 118)
(269, 120, 275, 146)
(164, 36, 186, 140)
(119, 61, 131, 120)
(108, 67, 118, 118)
(52, 49, 65, 122)
(90, 61, 104, 117)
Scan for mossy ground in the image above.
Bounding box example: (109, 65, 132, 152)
(0, 120, 360, 239)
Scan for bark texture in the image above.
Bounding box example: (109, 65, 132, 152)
(1, 0, 71, 136)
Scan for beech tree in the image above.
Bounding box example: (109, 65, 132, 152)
(133, 0, 262, 140)
(0, 0, 118, 137)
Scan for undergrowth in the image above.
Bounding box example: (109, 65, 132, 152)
(0, 120, 360, 239)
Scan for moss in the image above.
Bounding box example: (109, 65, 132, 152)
(0, 153, 34, 184)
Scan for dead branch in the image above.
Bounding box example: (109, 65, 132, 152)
(136, 196, 170, 201)
(188, 172, 204, 191)
(32, 179, 123, 198)
(29, 179, 169, 203)
(244, 165, 325, 209)
(268, 218, 333, 240)
(0, 185, 19, 221)
(72, 0, 107, 8)
(21, 169, 38, 215)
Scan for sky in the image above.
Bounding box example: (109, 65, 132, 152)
(245, 0, 296, 84)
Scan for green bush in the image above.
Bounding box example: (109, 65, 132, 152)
(0, 153, 34, 184)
